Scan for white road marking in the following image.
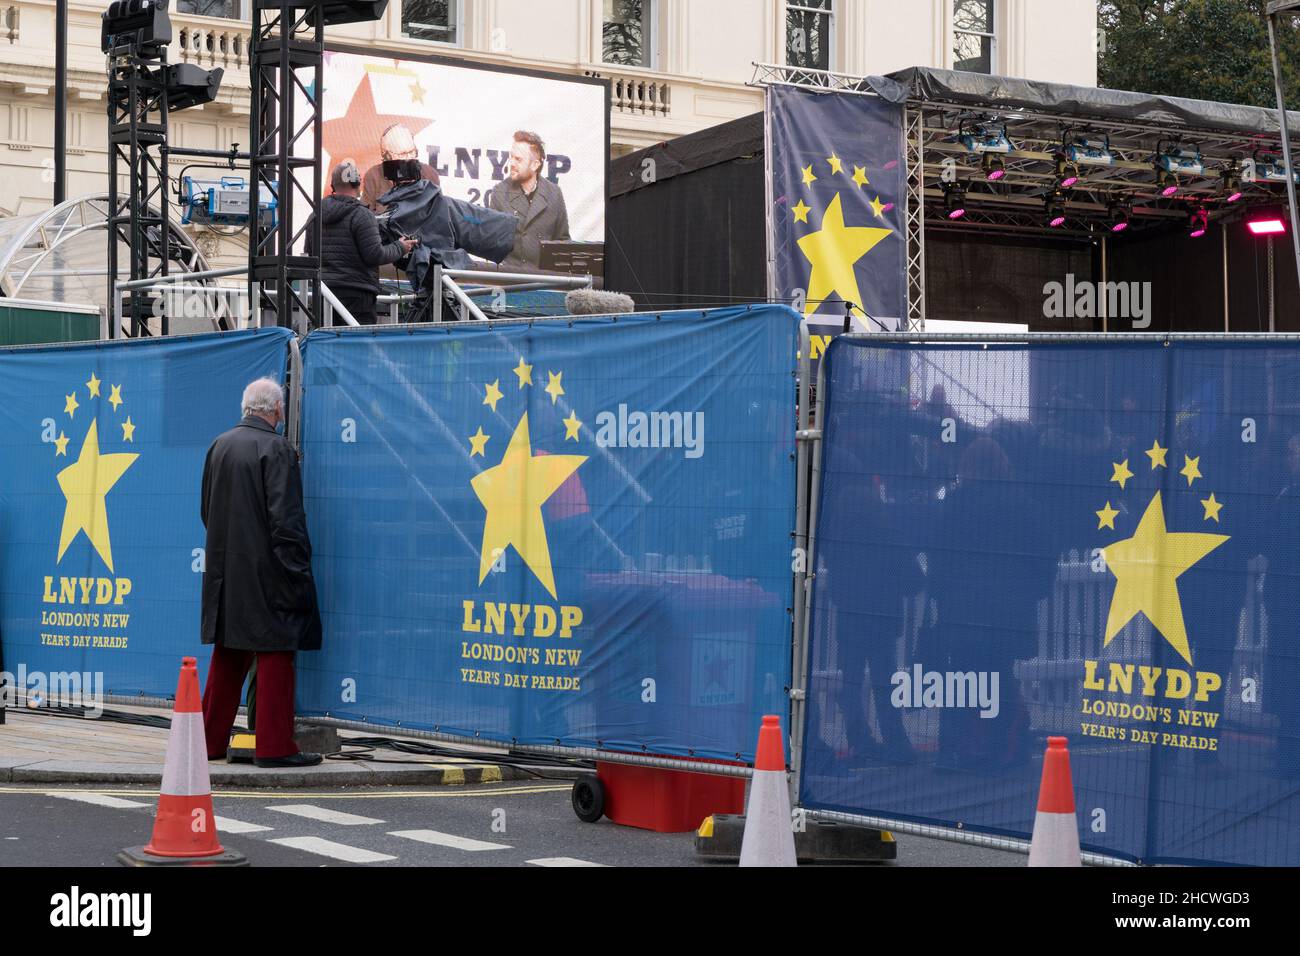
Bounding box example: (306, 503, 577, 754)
(527, 857, 605, 867)
(214, 816, 272, 834)
(50, 792, 151, 810)
(267, 805, 383, 826)
(388, 829, 511, 852)
(268, 836, 395, 864)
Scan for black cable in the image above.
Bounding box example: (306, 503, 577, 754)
(324, 735, 592, 782)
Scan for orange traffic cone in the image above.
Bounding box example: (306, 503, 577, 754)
(1027, 736, 1081, 867)
(738, 714, 797, 867)
(118, 658, 246, 866)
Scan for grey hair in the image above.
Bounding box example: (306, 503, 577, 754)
(241, 377, 284, 418)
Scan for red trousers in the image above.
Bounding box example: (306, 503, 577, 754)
(202, 644, 299, 759)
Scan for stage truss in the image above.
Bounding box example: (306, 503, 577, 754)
(752, 62, 1300, 332)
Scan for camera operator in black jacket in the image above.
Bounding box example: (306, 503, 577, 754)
(306, 160, 417, 325)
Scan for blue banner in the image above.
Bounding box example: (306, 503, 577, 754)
(768, 85, 906, 337)
(800, 337, 1300, 866)
(0, 328, 292, 698)
(296, 306, 797, 760)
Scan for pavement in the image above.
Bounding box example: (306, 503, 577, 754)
(0, 702, 572, 788)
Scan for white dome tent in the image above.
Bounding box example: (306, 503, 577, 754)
(0, 194, 219, 337)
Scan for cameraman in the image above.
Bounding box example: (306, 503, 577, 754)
(307, 160, 417, 325)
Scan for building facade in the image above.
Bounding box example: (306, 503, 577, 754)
(0, 0, 1098, 266)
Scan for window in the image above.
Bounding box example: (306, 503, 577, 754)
(603, 0, 654, 69)
(953, 0, 995, 74)
(176, 0, 244, 18)
(786, 1, 833, 71)
(403, 0, 459, 45)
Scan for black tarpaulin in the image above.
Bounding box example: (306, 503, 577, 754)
(609, 113, 763, 197)
(873, 66, 1300, 140)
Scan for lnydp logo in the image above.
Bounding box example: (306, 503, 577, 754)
(459, 356, 589, 694)
(1082, 438, 1228, 752)
(39, 372, 139, 653)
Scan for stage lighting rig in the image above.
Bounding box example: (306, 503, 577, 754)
(1154, 144, 1203, 198)
(1062, 136, 1115, 169)
(1221, 162, 1244, 203)
(981, 153, 1005, 181)
(1246, 205, 1287, 235)
(943, 182, 967, 220)
(1251, 150, 1300, 185)
(959, 122, 1013, 155)
(1107, 200, 1132, 234)
(1189, 208, 1209, 238)
(163, 63, 222, 111)
(1054, 153, 1080, 189)
(310, 0, 389, 25)
(1045, 191, 1067, 228)
(101, 0, 171, 57)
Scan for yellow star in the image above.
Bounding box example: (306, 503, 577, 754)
(827, 153, 843, 175)
(55, 419, 139, 573)
(86, 374, 101, 398)
(121, 417, 135, 443)
(869, 195, 886, 218)
(791, 199, 812, 223)
(563, 410, 582, 441)
(796, 192, 892, 318)
(1096, 501, 1119, 530)
(483, 379, 503, 412)
(468, 426, 489, 457)
(1145, 439, 1168, 469)
(410, 79, 426, 104)
(1111, 459, 1133, 490)
(544, 371, 564, 404)
(108, 384, 123, 412)
(470, 413, 586, 599)
(1102, 491, 1228, 666)
(513, 358, 533, 388)
(53, 431, 69, 456)
(1180, 455, 1202, 486)
(801, 164, 817, 187)
(64, 392, 78, 418)
(1201, 493, 1223, 523)
(852, 165, 870, 188)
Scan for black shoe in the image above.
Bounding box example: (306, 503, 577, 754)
(254, 752, 323, 768)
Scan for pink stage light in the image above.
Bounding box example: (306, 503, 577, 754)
(948, 207, 967, 220)
(1049, 214, 1067, 228)
(1247, 218, 1286, 235)
(1226, 190, 1244, 203)
(986, 168, 1006, 181)
(1111, 220, 1130, 233)
(1160, 184, 1178, 198)
(1060, 174, 1080, 188)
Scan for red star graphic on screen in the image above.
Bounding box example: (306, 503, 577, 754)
(320, 72, 434, 194)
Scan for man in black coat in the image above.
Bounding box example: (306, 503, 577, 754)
(306, 160, 416, 325)
(200, 377, 323, 767)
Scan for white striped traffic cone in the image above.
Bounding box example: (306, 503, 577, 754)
(118, 657, 246, 866)
(1027, 735, 1081, 867)
(739, 714, 797, 867)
